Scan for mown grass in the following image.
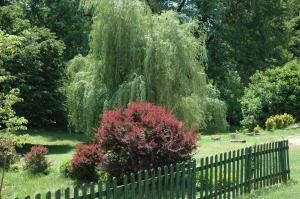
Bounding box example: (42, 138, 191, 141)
(1, 128, 300, 198)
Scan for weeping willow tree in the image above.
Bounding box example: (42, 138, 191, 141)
(66, 0, 227, 134)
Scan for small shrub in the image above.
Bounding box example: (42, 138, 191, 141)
(96, 102, 197, 178)
(253, 125, 262, 134)
(59, 160, 71, 177)
(10, 163, 21, 172)
(69, 144, 102, 181)
(265, 118, 276, 130)
(24, 145, 50, 174)
(265, 113, 295, 130)
(0, 136, 18, 169)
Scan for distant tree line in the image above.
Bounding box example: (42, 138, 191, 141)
(0, 0, 299, 132)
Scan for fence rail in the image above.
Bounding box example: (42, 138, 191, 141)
(16, 140, 290, 199)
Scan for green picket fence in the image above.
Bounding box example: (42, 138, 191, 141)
(16, 140, 290, 199)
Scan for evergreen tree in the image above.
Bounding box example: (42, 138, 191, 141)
(66, 0, 227, 134)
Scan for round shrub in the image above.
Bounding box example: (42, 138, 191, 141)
(96, 102, 197, 177)
(265, 113, 295, 130)
(24, 145, 50, 174)
(241, 61, 300, 129)
(69, 144, 102, 181)
(253, 125, 262, 134)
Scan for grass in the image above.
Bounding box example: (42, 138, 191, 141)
(2, 129, 90, 198)
(1, 128, 300, 198)
(192, 127, 300, 199)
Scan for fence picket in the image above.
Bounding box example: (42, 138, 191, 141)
(219, 153, 223, 199)
(151, 169, 156, 199)
(203, 157, 208, 198)
(98, 181, 103, 199)
(144, 170, 149, 199)
(34, 194, 41, 199)
(232, 150, 236, 199)
(54, 190, 60, 199)
(214, 155, 218, 199)
(170, 164, 175, 199)
(45, 192, 51, 199)
(137, 171, 142, 199)
(223, 152, 227, 199)
(82, 184, 87, 199)
(200, 158, 204, 199)
(286, 140, 291, 180)
(163, 165, 168, 199)
(64, 187, 70, 199)
(241, 148, 245, 195)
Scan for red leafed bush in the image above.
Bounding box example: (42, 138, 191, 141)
(96, 102, 197, 177)
(69, 144, 103, 181)
(24, 145, 49, 174)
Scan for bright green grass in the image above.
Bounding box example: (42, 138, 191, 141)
(2, 128, 300, 198)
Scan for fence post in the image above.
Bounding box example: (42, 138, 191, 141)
(244, 147, 252, 193)
(279, 140, 289, 183)
(286, 140, 291, 180)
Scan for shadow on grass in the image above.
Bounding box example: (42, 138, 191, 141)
(16, 143, 75, 155)
(16, 128, 91, 143)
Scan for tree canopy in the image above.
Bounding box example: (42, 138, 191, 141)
(65, 0, 227, 134)
(0, 4, 66, 127)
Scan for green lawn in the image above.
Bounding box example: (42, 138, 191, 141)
(2, 129, 90, 198)
(2, 128, 300, 198)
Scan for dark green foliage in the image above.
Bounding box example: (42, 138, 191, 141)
(241, 60, 300, 129)
(0, 4, 66, 127)
(287, 16, 300, 58)
(218, 71, 244, 126)
(22, 0, 91, 60)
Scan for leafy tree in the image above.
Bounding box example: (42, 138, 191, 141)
(21, 0, 91, 60)
(286, 0, 300, 59)
(66, 0, 227, 134)
(141, 0, 289, 127)
(0, 75, 27, 199)
(241, 60, 300, 129)
(0, 4, 66, 127)
(0, 75, 27, 133)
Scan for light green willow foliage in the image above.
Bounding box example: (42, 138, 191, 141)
(66, 0, 227, 134)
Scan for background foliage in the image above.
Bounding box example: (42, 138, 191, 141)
(241, 60, 300, 129)
(0, 3, 66, 127)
